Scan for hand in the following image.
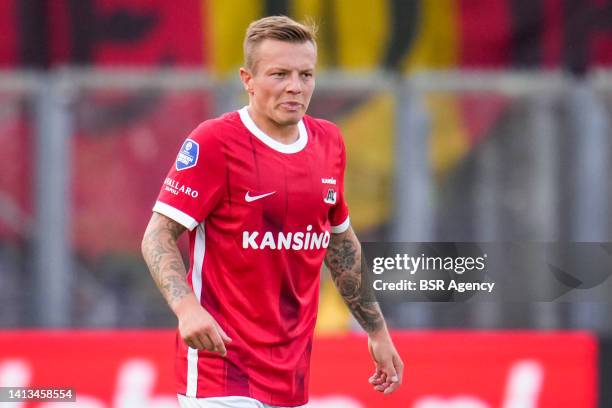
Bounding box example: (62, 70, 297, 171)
(367, 331, 404, 395)
(176, 296, 232, 356)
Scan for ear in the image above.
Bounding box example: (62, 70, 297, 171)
(239, 67, 254, 95)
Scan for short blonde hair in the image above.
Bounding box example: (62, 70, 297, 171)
(243, 15, 317, 72)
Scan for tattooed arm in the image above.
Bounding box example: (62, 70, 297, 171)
(142, 212, 231, 355)
(324, 227, 384, 332)
(325, 226, 404, 394)
(141, 212, 190, 307)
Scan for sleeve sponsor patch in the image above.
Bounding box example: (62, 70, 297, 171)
(175, 139, 199, 171)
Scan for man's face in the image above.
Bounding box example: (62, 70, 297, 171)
(240, 39, 316, 129)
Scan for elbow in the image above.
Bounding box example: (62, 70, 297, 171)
(141, 225, 152, 261)
(140, 233, 148, 261)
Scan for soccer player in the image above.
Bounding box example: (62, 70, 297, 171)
(141, 15, 403, 408)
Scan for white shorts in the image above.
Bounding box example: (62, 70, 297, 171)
(177, 395, 306, 408)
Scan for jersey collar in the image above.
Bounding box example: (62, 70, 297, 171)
(238, 106, 308, 154)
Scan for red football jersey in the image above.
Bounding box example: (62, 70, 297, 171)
(153, 107, 350, 407)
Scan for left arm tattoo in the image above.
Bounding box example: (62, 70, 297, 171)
(324, 227, 384, 334)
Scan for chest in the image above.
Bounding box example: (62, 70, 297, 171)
(222, 137, 341, 230)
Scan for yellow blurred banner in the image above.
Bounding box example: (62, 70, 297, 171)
(206, 0, 459, 73)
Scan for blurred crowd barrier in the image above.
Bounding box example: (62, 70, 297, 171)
(0, 330, 597, 408)
(0, 69, 611, 331)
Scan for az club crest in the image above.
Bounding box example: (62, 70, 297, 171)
(324, 188, 337, 205)
(176, 139, 199, 171)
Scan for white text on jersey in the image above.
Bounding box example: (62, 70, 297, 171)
(321, 177, 337, 185)
(164, 178, 199, 198)
(243, 225, 331, 250)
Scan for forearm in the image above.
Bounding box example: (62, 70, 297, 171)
(324, 227, 385, 335)
(141, 213, 194, 314)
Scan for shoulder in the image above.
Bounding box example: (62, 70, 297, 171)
(178, 113, 241, 167)
(303, 115, 344, 145)
(184, 112, 244, 159)
(188, 112, 240, 144)
(303, 115, 341, 135)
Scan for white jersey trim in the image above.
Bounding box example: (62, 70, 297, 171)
(153, 201, 198, 231)
(186, 223, 206, 397)
(238, 106, 308, 154)
(331, 216, 350, 234)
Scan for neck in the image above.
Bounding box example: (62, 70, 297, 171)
(247, 106, 299, 144)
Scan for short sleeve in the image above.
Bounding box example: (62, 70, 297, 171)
(153, 122, 226, 231)
(328, 129, 350, 233)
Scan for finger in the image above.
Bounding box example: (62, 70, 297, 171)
(380, 357, 402, 395)
(373, 374, 388, 391)
(369, 366, 387, 388)
(382, 363, 399, 385)
(199, 334, 214, 351)
(215, 324, 233, 344)
(186, 335, 205, 350)
(384, 381, 401, 395)
(372, 371, 395, 393)
(372, 369, 385, 378)
(369, 374, 386, 385)
(375, 378, 392, 390)
(207, 331, 228, 357)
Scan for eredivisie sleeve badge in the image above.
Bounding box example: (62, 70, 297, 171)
(176, 139, 199, 171)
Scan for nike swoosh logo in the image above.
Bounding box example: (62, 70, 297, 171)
(245, 191, 276, 202)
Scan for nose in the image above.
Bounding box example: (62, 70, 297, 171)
(286, 73, 302, 94)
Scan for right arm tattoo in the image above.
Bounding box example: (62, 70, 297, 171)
(141, 213, 191, 308)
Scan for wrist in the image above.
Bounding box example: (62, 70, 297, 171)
(367, 322, 389, 341)
(172, 293, 200, 318)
